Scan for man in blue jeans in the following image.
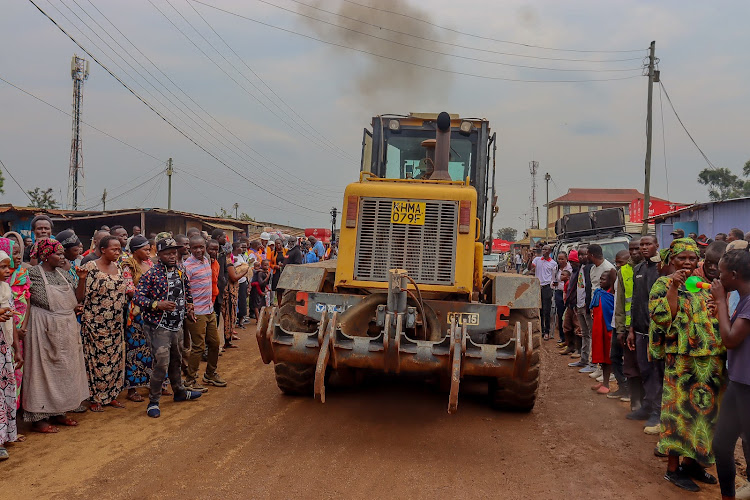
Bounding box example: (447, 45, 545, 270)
(133, 237, 203, 418)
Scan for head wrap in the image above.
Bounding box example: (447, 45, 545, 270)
(32, 238, 63, 262)
(0, 238, 13, 268)
(567, 249, 579, 263)
(55, 229, 81, 249)
(666, 237, 699, 264)
(0, 250, 9, 265)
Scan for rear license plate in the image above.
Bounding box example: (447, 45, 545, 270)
(391, 201, 426, 225)
(446, 312, 479, 326)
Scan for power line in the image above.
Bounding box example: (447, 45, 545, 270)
(339, 0, 646, 54)
(66, 0, 342, 200)
(83, 169, 164, 210)
(659, 80, 717, 170)
(0, 74, 163, 163)
(190, 1, 642, 84)
(151, 0, 355, 163)
(255, 0, 644, 71)
(183, 0, 355, 161)
(56, 0, 333, 203)
(28, 0, 333, 213)
(0, 157, 34, 204)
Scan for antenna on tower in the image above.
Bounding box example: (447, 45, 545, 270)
(68, 54, 89, 210)
(529, 161, 539, 229)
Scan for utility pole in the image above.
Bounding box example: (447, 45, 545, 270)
(166, 157, 173, 210)
(330, 206, 338, 239)
(544, 172, 551, 243)
(529, 161, 539, 229)
(489, 133, 498, 246)
(68, 55, 89, 210)
(101, 188, 107, 211)
(642, 41, 658, 235)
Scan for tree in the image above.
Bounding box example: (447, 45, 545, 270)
(0, 167, 5, 194)
(697, 161, 750, 201)
(215, 207, 255, 221)
(496, 227, 517, 241)
(27, 187, 58, 209)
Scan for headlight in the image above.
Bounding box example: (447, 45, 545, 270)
(459, 121, 473, 135)
(388, 119, 401, 133)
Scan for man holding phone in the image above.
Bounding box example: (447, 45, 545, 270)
(133, 237, 202, 418)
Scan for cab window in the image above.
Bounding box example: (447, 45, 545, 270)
(384, 134, 474, 182)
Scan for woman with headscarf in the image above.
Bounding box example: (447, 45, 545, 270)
(76, 235, 129, 412)
(121, 235, 153, 402)
(23, 239, 89, 433)
(55, 230, 83, 287)
(649, 238, 726, 492)
(0, 235, 30, 411)
(0, 250, 21, 460)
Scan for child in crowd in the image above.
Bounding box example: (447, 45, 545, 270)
(0, 251, 20, 459)
(590, 266, 616, 395)
(250, 260, 271, 323)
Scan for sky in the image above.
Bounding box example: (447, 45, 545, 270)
(1, 0, 749, 234)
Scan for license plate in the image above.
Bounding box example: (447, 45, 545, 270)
(446, 312, 479, 326)
(391, 201, 426, 225)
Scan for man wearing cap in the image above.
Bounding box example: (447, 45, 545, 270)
(260, 232, 271, 260)
(670, 228, 685, 240)
(133, 237, 202, 418)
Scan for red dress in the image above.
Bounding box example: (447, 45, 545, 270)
(590, 292, 612, 364)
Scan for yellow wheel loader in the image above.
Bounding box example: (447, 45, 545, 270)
(257, 112, 541, 413)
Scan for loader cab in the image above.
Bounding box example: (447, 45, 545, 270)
(361, 113, 495, 243)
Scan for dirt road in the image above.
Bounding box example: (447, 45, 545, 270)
(6, 325, 736, 499)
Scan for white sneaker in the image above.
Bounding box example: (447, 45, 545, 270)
(736, 482, 750, 500)
(589, 367, 602, 379)
(596, 374, 604, 383)
(609, 374, 616, 382)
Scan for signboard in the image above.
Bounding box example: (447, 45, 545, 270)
(492, 239, 512, 252)
(305, 228, 332, 243)
(629, 199, 688, 223)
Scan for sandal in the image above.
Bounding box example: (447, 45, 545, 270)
(70, 404, 88, 413)
(32, 421, 59, 433)
(224, 343, 239, 349)
(89, 403, 104, 412)
(161, 389, 173, 396)
(591, 383, 603, 391)
(52, 416, 78, 427)
(0, 447, 8, 461)
(107, 400, 126, 409)
(232, 334, 240, 340)
(127, 392, 144, 402)
(14, 434, 26, 443)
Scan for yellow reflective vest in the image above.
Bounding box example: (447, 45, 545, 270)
(621, 263, 634, 327)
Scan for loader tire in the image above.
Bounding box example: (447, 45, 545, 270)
(274, 362, 316, 396)
(274, 290, 318, 396)
(489, 309, 541, 412)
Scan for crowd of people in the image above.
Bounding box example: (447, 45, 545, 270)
(0, 215, 337, 461)
(529, 228, 750, 497)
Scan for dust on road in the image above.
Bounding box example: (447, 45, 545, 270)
(5, 325, 721, 499)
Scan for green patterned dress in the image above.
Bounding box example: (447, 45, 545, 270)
(649, 276, 726, 464)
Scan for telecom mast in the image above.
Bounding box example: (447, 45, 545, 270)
(68, 55, 89, 210)
(529, 161, 539, 229)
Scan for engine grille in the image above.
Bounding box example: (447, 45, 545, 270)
(354, 197, 457, 285)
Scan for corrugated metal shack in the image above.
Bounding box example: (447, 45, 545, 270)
(0, 204, 260, 248)
(647, 196, 750, 245)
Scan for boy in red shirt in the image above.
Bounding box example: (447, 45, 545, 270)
(591, 268, 616, 394)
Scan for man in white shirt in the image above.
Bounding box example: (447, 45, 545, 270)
(530, 245, 558, 340)
(588, 243, 616, 291)
(514, 252, 523, 273)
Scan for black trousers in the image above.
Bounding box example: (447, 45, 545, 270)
(554, 289, 565, 341)
(237, 281, 248, 322)
(713, 381, 750, 497)
(540, 285, 553, 335)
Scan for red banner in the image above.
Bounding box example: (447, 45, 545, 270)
(628, 198, 688, 223)
(305, 228, 332, 243)
(492, 239, 512, 252)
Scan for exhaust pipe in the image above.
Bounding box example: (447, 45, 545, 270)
(431, 111, 452, 181)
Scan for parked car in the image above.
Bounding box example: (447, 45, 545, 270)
(483, 253, 502, 273)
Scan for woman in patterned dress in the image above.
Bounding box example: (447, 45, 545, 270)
(649, 238, 726, 492)
(121, 235, 153, 402)
(76, 235, 129, 412)
(0, 250, 20, 460)
(0, 235, 29, 410)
